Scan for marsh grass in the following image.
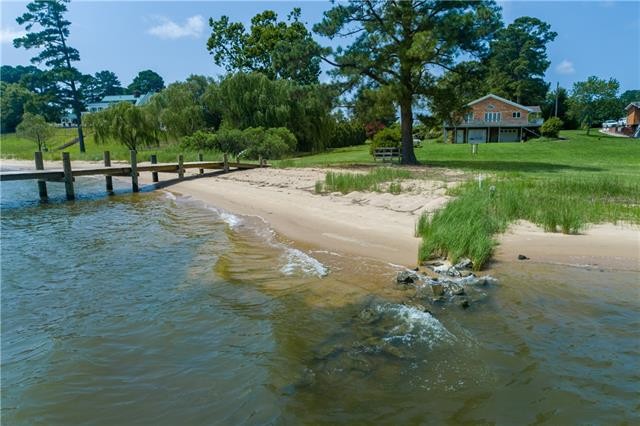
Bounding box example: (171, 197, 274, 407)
(417, 175, 640, 269)
(324, 167, 412, 194)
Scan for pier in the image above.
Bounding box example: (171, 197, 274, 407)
(0, 151, 267, 201)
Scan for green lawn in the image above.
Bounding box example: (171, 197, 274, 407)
(0, 128, 223, 163)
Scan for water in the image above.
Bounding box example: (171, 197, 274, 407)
(1, 175, 638, 424)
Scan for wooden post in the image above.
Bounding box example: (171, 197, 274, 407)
(223, 153, 229, 173)
(34, 151, 47, 200)
(178, 154, 184, 179)
(258, 155, 262, 168)
(198, 153, 204, 174)
(62, 152, 74, 200)
(130, 150, 139, 192)
(104, 151, 113, 192)
(150, 154, 158, 182)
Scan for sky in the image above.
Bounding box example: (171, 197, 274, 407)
(1, 0, 639, 93)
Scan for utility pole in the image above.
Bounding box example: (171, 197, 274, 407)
(554, 81, 559, 117)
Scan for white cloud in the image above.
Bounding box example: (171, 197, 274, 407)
(147, 15, 204, 40)
(0, 28, 26, 44)
(556, 59, 575, 75)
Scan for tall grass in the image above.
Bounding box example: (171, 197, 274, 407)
(323, 167, 412, 194)
(417, 175, 640, 269)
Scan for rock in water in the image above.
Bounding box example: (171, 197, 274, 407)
(518, 254, 529, 260)
(396, 270, 420, 284)
(454, 258, 473, 270)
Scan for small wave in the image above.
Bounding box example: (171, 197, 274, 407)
(204, 206, 243, 228)
(280, 248, 329, 278)
(163, 191, 177, 201)
(376, 304, 456, 348)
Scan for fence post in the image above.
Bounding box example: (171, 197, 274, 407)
(178, 154, 184, 179)
(104, 151, 113, 192)
(223, 153, 229, 173)
(62, 152, 74, 200)
(150, 154, 158, 182)
(198, 152, 204, 175)
(34, 151, 48, 200)
(130, 150, 139, 192)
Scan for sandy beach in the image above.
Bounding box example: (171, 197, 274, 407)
(2, 158, 639, 271)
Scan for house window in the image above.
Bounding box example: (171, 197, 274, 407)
(512, 111, 521, 118)
(464, 113, 473, 123)
(484, 112, 501, 122)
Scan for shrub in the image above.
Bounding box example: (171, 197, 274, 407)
(181, 130, 217, 150)
(328, 120, 367, 148)
(212, 128, 249, 156)
(243, 127, 297, 160)
(369, 126, 401, 154)
(540, 117, 564, 138)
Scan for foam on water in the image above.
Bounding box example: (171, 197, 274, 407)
(377, 304, 456, 349)
(280, 247, 329, 278)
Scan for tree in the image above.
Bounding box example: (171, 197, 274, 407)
(314, 1, 501, 164)
(217, 72, 334, 152)
(541, 86, 578, 129)
(128, 70, 165, 94)
(620, 89, 640, 107)
(94, 70, 125, 97)
(353, 87, 397, 129)
(485, 17, 557, 106)
(207, 8, 322, 84)
(14, 0, 87, 152)
(151, 75, 221, 139)
(16, 112, 55, 151)
(568, 76, 620, 134)
(84, 102, 160, 151)
(1, 83, 37, 133)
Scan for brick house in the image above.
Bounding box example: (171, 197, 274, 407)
(443, 93, 544, 143)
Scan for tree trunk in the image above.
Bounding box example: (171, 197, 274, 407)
(399, 97, 417, 165)
(73, 102, 85, 152)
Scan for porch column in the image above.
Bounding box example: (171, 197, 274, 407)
(498, 127, 501, 143)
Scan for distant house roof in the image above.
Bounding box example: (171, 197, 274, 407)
(625, 102, 640, 110)
(134, 92, 154, 106)
(467, 93, 540, 113)
(102, 95, 137, 103)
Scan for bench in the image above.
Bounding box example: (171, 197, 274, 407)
(373, 147, 401, 163)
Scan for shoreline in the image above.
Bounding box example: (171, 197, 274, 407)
(2, 158, 639, 272)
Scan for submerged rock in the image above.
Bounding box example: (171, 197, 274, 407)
(454, 258, 473, 270)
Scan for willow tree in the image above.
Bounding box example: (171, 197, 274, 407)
(84, 102, 160, 151)
(14, 0, 87, 152)
(314, 0, 501, 164)
(16, 112, 54, 152)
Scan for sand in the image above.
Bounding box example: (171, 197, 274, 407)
(2, 158, 639, 271)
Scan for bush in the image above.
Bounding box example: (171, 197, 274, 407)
(212, 128, 249, 155)
(369, 126, 401, 154)
(243, 127, 297, 160)
(328, 120, 367, 148)
(540, 117, 564, 138)
(181, 130, 217, 150)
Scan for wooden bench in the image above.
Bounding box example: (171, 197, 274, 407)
(373, 147, 401, 163)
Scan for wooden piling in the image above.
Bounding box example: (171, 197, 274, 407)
(34, 151, 48, 200)
(104, 151, 113, 192)
(150, 154, 158, 182)
(198, 153, 204, 174)
(258, 155, 263, 168)
(223, 153, 229, 173)
(130, 150, 139, 192)
(178, 155, 184, 179)
(62, 152, 74, 200)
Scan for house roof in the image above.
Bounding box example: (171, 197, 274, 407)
(102, 95, 137, 103)
(467, 93, 539, 112)
(625, 102, 640, 110)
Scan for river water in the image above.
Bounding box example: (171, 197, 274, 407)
(1, 175, 638, 424)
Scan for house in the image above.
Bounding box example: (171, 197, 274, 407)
(59, 110, 78, 127)
(84, 92, 154, 114)
(443, 94, 544, 143)
(625, 102, 640, 138)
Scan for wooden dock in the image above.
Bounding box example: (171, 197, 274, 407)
(0, 150, 267, 201)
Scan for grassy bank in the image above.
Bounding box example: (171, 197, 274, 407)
(0, 128, 223, 163)
(317, 168, 412, 194)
